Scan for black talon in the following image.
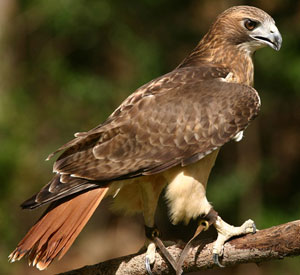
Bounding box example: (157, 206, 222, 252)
(213, 253, 225, 268)
(145, 256, 153, 275)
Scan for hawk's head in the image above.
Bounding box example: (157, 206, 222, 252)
(212, 5, 282, 53)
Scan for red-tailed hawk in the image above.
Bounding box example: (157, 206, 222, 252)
(9, 5, 281, 273)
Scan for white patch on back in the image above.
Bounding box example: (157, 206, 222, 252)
(233, 131, 244, 142)
(219, 72, 234, 82)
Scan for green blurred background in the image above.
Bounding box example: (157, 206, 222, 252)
(1, 0, 299, 274)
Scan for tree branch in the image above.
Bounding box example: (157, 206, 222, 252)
(59, 220, 300, 275)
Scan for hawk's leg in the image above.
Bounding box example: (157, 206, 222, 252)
(139, 180, 167, 273)
(212, 216, 256, 267)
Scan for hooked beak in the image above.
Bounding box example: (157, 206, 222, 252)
(250, 24, 282, 51)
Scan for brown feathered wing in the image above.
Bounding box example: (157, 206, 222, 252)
(51, 67, 260, 182)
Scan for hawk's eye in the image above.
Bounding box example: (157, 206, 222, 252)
(244, 19, 257, 31)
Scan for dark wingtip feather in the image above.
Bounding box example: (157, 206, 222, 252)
(20, 195, 39, 210)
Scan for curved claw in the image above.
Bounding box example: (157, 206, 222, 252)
(213, 253, 225, 268)
(145, 256, 153, 275)
(252, 222, 257, 234)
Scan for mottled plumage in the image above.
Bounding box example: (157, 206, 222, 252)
(10, 5, 281, 271)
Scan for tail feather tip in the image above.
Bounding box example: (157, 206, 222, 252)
(8, 250, 20, 263)
(9, 250, 49, 270)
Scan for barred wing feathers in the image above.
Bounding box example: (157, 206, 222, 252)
(53, 67, 260, 183)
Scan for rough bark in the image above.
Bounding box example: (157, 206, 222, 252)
(59, 220, 300, 275)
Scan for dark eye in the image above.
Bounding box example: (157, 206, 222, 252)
(244, 19, 257, 31)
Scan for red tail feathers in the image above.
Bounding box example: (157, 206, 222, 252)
(9, 187, 109, 270)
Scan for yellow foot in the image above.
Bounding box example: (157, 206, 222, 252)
(213, 216, 256, 267)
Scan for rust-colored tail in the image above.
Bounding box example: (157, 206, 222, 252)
(9, 187, 109, 270)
